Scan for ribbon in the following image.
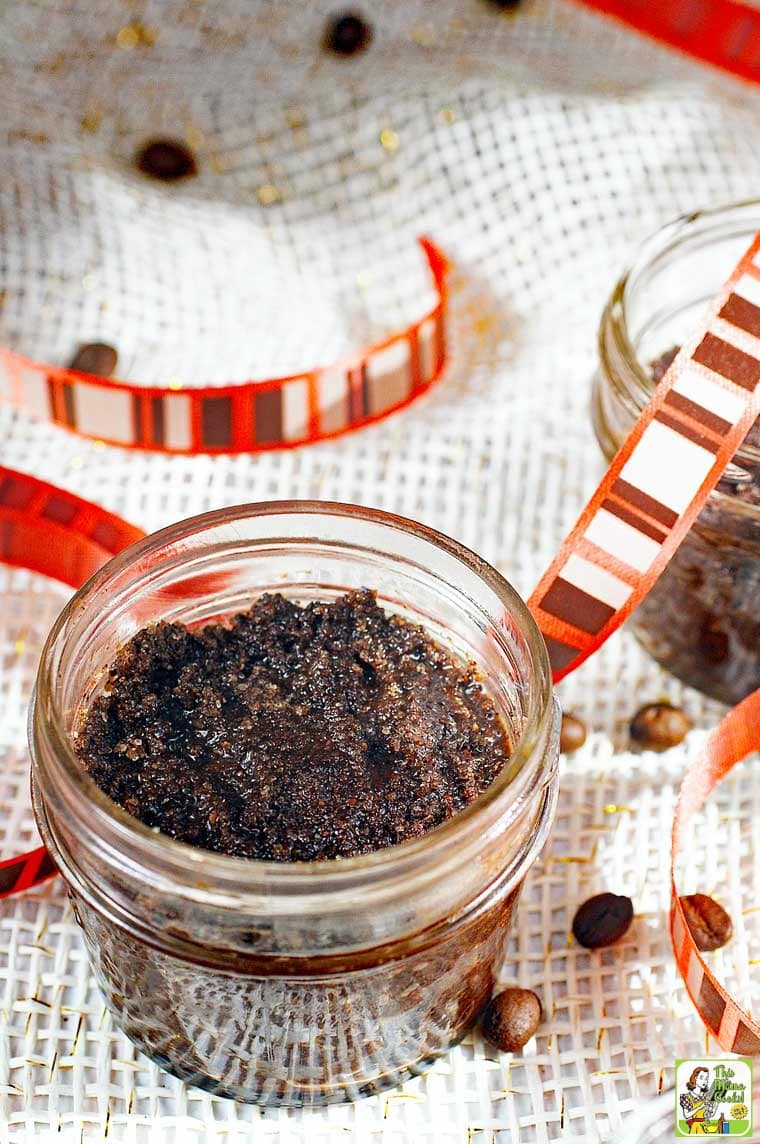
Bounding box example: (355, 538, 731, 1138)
(576, 0, 760, 87)
(0, 238, 448, 456)
(529, 231, 760, 682)
(0, 466, 143, 897)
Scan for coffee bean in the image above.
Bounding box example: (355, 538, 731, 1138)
(135, 139, 197, 182)
(324, 12, 372, 55)
(560, 713, 587, 754)
(68, 343, 118, 378)
(630, 702, 691, 751)
(481, 988, 541, 1052)
(680, 893, 733, 952)
(572, 892, 633, 949)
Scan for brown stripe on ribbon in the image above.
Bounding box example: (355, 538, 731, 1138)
(348, 366, 365, 422)
(361, 362, 371, 416)
(611, 478, 679, 530)
(697, 973, 726, 1035)
(601, 497, 667, 544)
(664, 390, 732, 437)
(408, 327, 422, 389)
(719, 291, 760, 340)
(732, 1021, 760, 1055)
(91, 518, 128, 554)
(654, 409, 721, 455)
(201, 396, 233, 448)
(434, 309, 445, 372)
(151, 397, 165, 446)
(543, 635, 581, 673)
(61, 382, 75, 427)
(254, 388, 283, 444)
(36, 849, 58, 880)
(0, 474, 34, 509)
(130, 394, 143, 445)
(46, 376, 59, 421)
(539, 577, 615, 636)
(0, 861, 23, 895)
(41, 495, 78, 526)
(693, 332, 760, 391)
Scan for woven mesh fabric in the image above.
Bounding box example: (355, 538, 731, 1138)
(2, 1, 760, 1140)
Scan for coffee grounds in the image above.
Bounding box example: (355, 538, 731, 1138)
(76, 589, 511, 861)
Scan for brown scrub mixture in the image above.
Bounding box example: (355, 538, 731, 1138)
(76, 589, 511, 861)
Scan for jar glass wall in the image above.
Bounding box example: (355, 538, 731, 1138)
(592, 201, 760, 704)
(30, 502, 559, 1107)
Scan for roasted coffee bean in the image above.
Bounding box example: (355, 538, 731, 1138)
(560, 713, 587, 754)
(680, 893, 733, 952)
(630, 702, 691, 751)
(324, 12, 372, 55)
(135, 139, 197, 181)
(68, 343, 118, 378)
(481, 988, 541, 1052)
(572, 892, 633, 949)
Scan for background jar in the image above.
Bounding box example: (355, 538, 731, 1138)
(592, 201, 760, 705)
(30, 502, 559, 1108)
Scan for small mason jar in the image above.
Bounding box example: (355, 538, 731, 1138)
(593, 201, 760, 705)
(30, 502, 559, 1107)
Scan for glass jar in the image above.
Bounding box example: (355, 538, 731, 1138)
(30, 502, 559, 1107)
(593, 201, 760, 705)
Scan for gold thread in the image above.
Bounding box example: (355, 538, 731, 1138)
(380, 128, 400, 153)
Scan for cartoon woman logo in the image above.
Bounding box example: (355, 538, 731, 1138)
(679, 1067, 719, 1135)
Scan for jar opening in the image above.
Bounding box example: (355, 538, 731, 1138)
(605, 198, 760, 470)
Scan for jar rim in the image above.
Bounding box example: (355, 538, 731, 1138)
(602, 197, 760, 469)
(33, 500, 555, 902)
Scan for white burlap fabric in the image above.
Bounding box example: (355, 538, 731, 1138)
(2, 1, 760, 1140)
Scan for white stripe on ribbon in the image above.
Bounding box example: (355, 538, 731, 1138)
(584, 508, 660, 573)
(561, 552, 632, 609)
(164, 394, 192, 450)
(620, 420, 715, 514)
(672, 366, 746, 425)
(282, 379, 309, 441)
(733, 271, 760, 310)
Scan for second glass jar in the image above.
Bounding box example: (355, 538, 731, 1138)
(593, 201, 760, 705)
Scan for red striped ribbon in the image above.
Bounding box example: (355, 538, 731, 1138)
(576, 0, 760, 86)
(0, 239, 448, 456)
(529, 233, 760, 681)
(0, 467, 143, 897)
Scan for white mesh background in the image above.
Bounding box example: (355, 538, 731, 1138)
(2, 1, 760, 1140)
